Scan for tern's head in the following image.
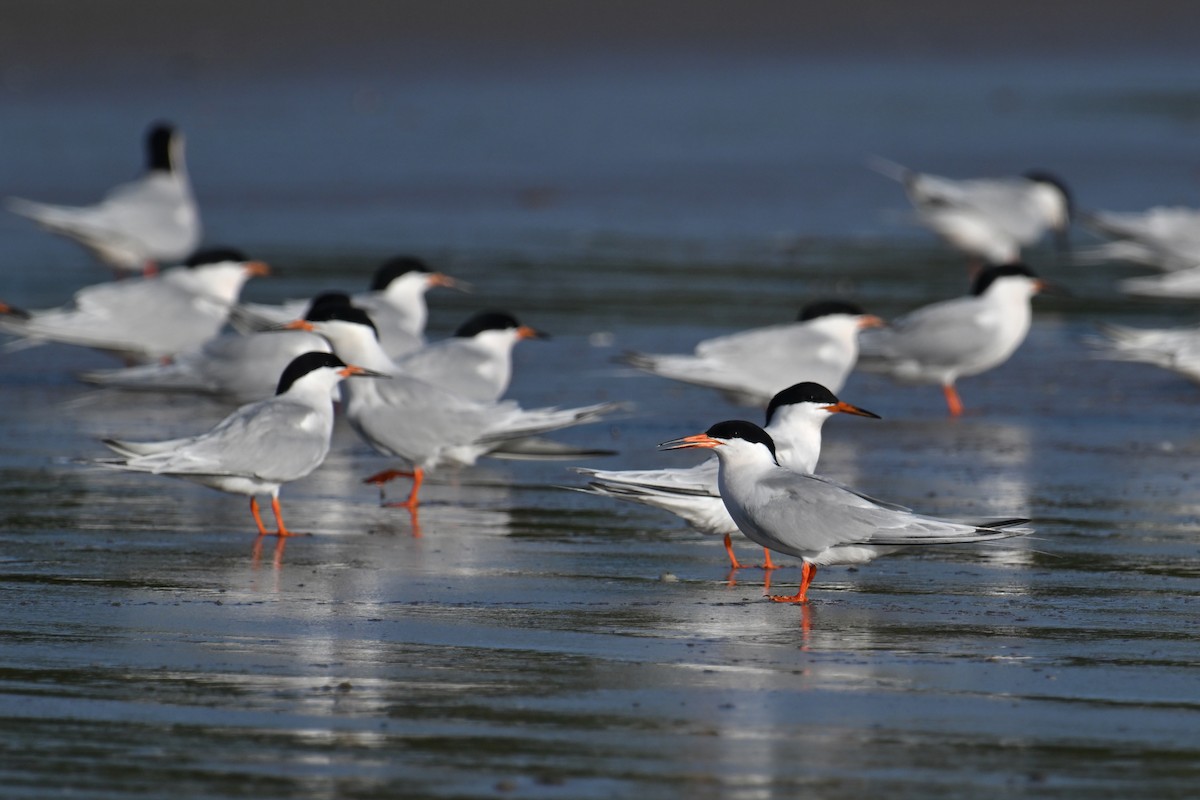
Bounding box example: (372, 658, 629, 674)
(371, 256, 465, 295)
(454, 310, 547, 343)
(184, 248, 270, 276)
(285, 304, 382, 360)
(1023, 169, 1073, 230)
(275, 351, 386, 396)
(303, 291, 353, 318)
(798, 300, 884, 331)
(145, 121, 182, 173)
(971, 263, 1046, 298)
(660, 420, 779, 465)
(765, 382, 880, 428)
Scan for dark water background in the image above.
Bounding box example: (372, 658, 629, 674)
(2, 3, 1200, 797)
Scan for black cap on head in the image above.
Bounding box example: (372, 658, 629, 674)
(971, 263, 1038, 296)
(276, 351, 347, 395)
(370, 256, 431, 291)
(185, 248, 248, 268)
(706, 420, 777, 462)
(764, 382, 840, 425)
(306, 303, 380, 341)
(1023, 169, 1073, 221)
(304, 291, 352, 317)
(145, 121, 177, 172)
(798, 300, 867, 322)
(454, 310, 521, 338)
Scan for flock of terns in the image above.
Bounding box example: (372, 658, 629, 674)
(3, 120, 1198, 603)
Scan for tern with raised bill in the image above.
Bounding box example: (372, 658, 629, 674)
(577, 382, 880, 569)
(661, 420, 1032, 603)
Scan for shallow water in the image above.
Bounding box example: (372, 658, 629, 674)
(3, 16, 1200, 799)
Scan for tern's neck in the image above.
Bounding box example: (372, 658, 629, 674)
(766, 411, 824, 474)
(328, 330, 399, 374)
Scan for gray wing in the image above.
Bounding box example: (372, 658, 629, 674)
(866, 297, 999, 369)
(397, 339, 497, 401)
(741, 470, 1026, 556)
(120, 398, 332, 482)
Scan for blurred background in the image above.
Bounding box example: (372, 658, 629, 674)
(5, 0, 1200, 306)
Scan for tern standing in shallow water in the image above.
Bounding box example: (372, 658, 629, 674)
(872, 159, 1071, 263)
(0, 248, 269, 363)
(661, 421, 1032, 603)
(620, 300, 882, 405)
(577, 382, 880, 569)
(232, 256, 465, 358)
(291, 304, 619, 509)
(7, 122, 201, 276)
(95, 352, 385, 537)
(858, 263, 1048, 416)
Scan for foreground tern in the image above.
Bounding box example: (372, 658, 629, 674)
(95, 352, 385, 536)
(395, 310, 547, 402)
(858, 263, 1047, 416)
(661, 420, 1032, 603)
(576, 382, 880, 568)
(872, 159, 1071, 263)
(7, 122, 201, 275)
(77, 292, 348, 401)
(293, 304, 619, 508)
(620, 300, 883, 405)
(0, 248, 269, 362)
(232, 256, 464, 358)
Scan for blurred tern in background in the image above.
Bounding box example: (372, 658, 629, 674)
(661, 420, 1032, 603)
(78, 292, 349, 401)
(858, 263, 1049, 416)
(291, 304, 619, 509)
(1080, 207, 1200, 273)
(232, 255, 465, 358)
(7, 122, 200, 276)
(0, 248, 269, 362)
(871, 158, 1071, 263)
(576, 382, 879, 569)
(620, 300, 882, 405)
(1089, 322, 1200, 383)
(94, 352, 385, 537)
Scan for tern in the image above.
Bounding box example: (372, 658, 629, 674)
(620, 300, 883, 405)
(858, 263, 1047, 416)
(1089, 322, 1200, 383)
(7, 122, 201, 275)
(1081, 207, 1200, 273)
(576, 382, 880, 568)
(394, 310, 547, 403)
(291, 304, 620, 508)
(95, 352, 386, 537)
(231, 256, 464, 358)
(0, 248, 269, 362)
(77, 292, 350, 400)
(872, 159, 1071, 263)
(661, 420, 1032, 603)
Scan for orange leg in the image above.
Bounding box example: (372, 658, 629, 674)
(364, 468, 413, 485)
(760, 548, 778, 570)
(723, 533, 744, 570)
(250, 497, 271, 536)
(365, 467, 425, 509)
(942, 383, 963, 417)
(270, 495, 295, 537)
(769, 562, 817, 604)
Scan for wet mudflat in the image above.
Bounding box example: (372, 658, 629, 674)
(3, 17, 1200, 798)
(2, 244, 1199, 799)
